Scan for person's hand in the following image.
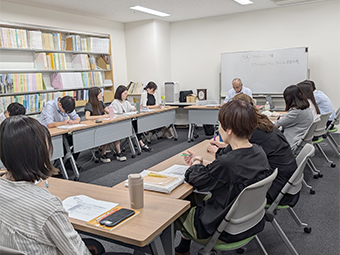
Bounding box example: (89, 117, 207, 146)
(68, 119, 79, 125)
(207, 144, 218, 154)
(103, 114, 110, 118)
(184, 150, 196, 166)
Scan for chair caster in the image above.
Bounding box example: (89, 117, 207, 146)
(148, 141, 151, 144)
(174, 138, 178, 141)
(191, 139, 194, 142)
(304, 227, 312, 233)
(310, 189, 316, 194)
(318, 173, 323, 178)
(131, 154, 136, 158)
(313, 174, 319, 179)
(122, 148, 126, 152)
(194, 134, 199, 139)
(137, 151, 141, 155)
(74, 177, 79, 181)
(331, 163, 336, 168)
(95, 159, 99, 163)
(188, 140, 191, 143)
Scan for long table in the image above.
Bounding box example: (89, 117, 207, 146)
(112, 140, 215, 199)
(37, 178, 190, 255)
(184, 105, 220, 142)
(49, 106, 178, 180)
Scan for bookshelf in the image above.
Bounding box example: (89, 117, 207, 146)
(0, 21, 115, 114)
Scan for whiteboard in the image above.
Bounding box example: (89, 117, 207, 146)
(221, 47, 308, 95)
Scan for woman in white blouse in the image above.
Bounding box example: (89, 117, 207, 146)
(111, 85, 152, 152)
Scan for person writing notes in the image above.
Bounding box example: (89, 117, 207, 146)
(111, 85, 152, 152)
(140, 81, 161, 109)
(274, 85, 313, 151)
(223, 78, 252, 104)
(85, 87, 127, 162)
(39, 96, 80, 128)
(175, 100, 271, 255)
(0, 116, 92, 255)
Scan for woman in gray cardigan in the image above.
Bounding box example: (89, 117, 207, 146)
(275, 85, 313, 151)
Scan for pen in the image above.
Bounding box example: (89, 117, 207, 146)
(96, 208, 119, 223)
(213, 134, 217, 141)
(45, 180, 49, 188)
(147, 172, 167, 178)
(180, 153, 192, 157)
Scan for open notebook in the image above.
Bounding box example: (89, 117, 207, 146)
(125, 165, 188, 194)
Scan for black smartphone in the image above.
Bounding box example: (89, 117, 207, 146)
(95, 120, 102, 123)
(99, 208, 135, 227)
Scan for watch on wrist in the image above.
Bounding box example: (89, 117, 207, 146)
(191, 157, 203, 164)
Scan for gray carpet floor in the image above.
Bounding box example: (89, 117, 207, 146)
(65, 128, 340, 255)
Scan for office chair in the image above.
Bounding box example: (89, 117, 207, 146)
(183, 169, 278, 255)
(266, 144, 315, 255)
(325, 107, 340, 156)
(311, 112, 335, 167)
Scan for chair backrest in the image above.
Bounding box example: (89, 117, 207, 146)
(313, 112, 332, 136)
(268, 144, 315, 212)
(0, 246, 26, 255)
(294, 119, 320, 154)
(218, 168, 278, 235)
(327, 107, 340, 131)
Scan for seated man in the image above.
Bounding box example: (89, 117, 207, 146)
(223, 78, 252, 104)
(0, 102, 26, 124)
(39, 96, 81, 169)
(39, 96, 80, 128)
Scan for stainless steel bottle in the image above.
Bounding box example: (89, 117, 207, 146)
(128, 173, 144, 209)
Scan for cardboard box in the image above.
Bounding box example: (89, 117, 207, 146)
(186, 94, 196, 103)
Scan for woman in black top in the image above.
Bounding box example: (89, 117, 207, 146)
(175, 100, 271, 255)
(140, 81, 161, 109)
(85, 87, 127, 163)
(209, 94, 299, 206)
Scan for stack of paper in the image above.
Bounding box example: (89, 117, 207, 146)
(125, 165, 188, 194)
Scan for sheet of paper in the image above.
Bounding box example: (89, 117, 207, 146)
(123, 111, 137, 116)
(205, 104, 220, 107)
(62, 195, 118, 222)
(159, 164, 189, 177)
(57, 124, 87, 129)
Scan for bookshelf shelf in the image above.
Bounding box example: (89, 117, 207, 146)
(0, 47, 110, 55)
(0, 69, 111, 74)
(0, 21, 115, 112)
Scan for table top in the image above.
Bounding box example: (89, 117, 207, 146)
(112, 140, 215, 199)
(184, 105, 221, 110)
(48, 106, 178, 137)
(36, 178, 190, 247)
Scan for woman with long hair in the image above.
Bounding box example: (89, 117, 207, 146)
(111, 85, 152, 152)
(85, 87, 126, 162)
(297, 81, 320, 121)
(274, 85, 313, 151)
(140, 81, 161, 109)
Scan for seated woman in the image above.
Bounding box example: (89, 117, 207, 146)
(209, 94, 299, 207)
(0, 116, 105, 254)
(175, 100, 272, 255)
(140, 81, 161, 110)
(85, 87, 127, 162)
(274, 85, 313, 151)
(297, 81, 320, 121)
(111, 85, 152, 152)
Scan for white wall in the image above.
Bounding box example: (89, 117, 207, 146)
(0, 1, 128, 87)
(170, 0, 340, 110)
(124, 20, 171, 96)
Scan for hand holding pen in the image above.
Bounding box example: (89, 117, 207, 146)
(181, 150, 195, 166)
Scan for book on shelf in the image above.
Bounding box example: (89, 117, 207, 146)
(28, 30, 43, 49)
(42, 32, 54, 50)
(86, 206, 140, 232)
(0, 28, 28, 49)
(72, 54, 91, 70)
(51, 72, 83, 89)
(35, 53, 48, 70)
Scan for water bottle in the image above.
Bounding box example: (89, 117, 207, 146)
(128, 174, 144, 209)
(136, 101, 140, 114)
(109, 105, 114, 119)
(264, 101, 270, 111)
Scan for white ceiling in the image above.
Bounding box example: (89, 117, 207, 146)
(2, 0, 326, 23)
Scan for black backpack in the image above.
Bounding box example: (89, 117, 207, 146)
(179, 90, 193, 102)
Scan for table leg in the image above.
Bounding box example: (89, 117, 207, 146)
(188, 123, 192, 142)
(128, 137, 136, 158)
(172, 124, 178, 141)
(58, 158, 69, 180)
(149, 235, 166, 255)
(62, 135, 80, 181)
(132, 127, 142, 154)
